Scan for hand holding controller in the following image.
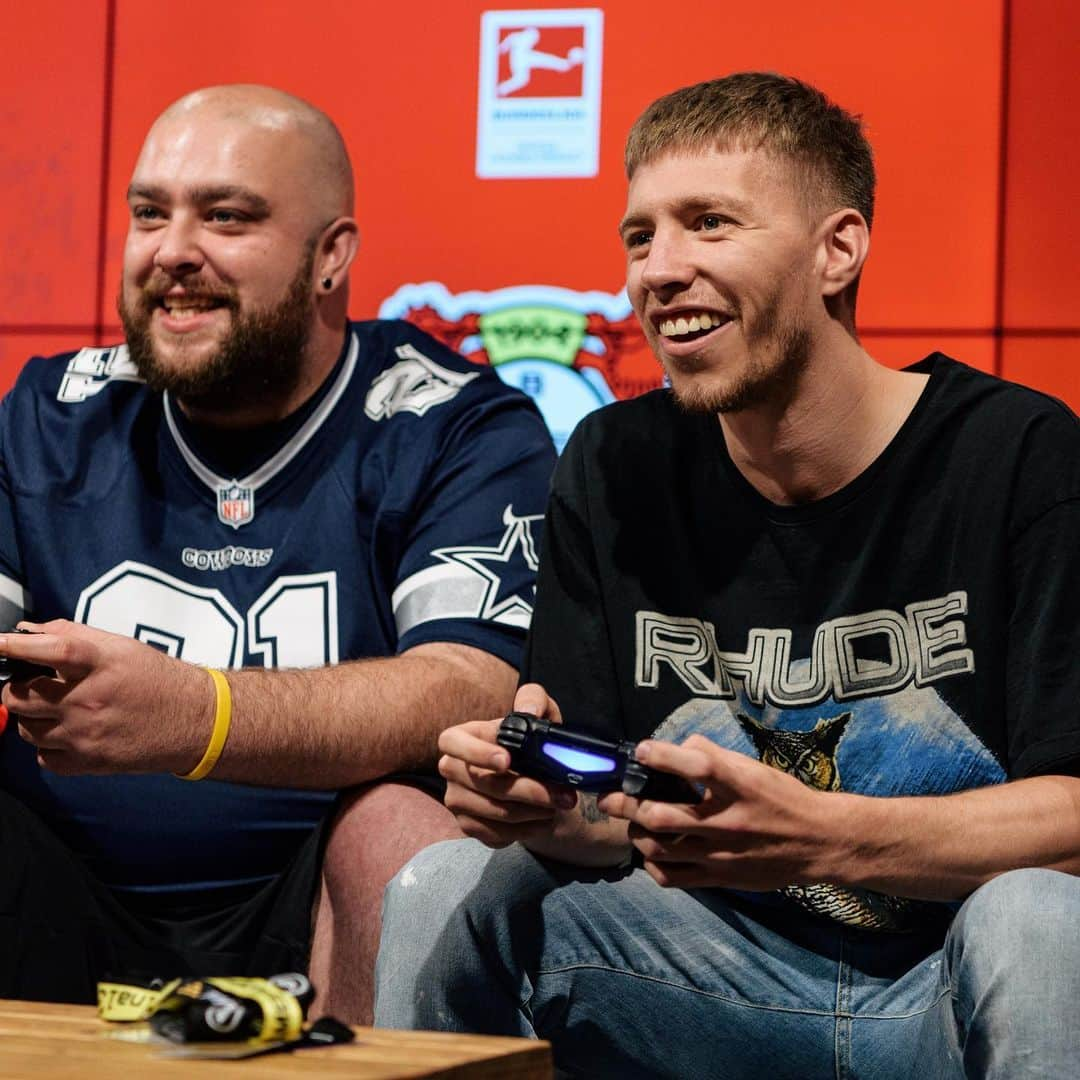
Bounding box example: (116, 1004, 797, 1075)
(496, 712, 702, 804)
(0, 628, 57, 682)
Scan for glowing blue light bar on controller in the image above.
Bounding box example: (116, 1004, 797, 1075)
(541, 741, 617, 773)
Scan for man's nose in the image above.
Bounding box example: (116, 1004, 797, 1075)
(639, 230, 695, 297)
(152, 214, 205, 276)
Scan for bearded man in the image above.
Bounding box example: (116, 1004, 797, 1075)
(0, 85, 555, 1023)
(374, 73, 1080, 1078)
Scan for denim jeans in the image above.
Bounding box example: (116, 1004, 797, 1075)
(374, 839, 1080, 1079)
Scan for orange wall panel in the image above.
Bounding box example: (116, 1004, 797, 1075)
(863, 334, 995, 374)
(602, 2, 1004, 333)
(1001, 337, 1080, 408)
(0, 2, 108, 330)
(0, 334, 89, 391)
(1002, 0, 1080, 329)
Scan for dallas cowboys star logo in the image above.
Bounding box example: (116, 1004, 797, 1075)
(432, 504, 541, 626)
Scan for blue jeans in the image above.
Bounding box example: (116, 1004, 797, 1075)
(374, 839, 1080, 1079)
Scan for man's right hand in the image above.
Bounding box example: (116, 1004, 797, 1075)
(438, 683, 575, 848)
(0, 619, 214, 777)
(437, 683, 631, 865)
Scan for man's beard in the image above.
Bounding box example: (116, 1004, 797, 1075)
(119, 249, 315, 413)
(665, 297, 812, 417)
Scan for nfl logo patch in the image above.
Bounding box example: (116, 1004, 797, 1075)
(217, 482, 254, 529)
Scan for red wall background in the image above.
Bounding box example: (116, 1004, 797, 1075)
(1, 0, 1077, 407)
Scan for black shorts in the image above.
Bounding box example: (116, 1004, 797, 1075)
(0, 788, 327, 1004)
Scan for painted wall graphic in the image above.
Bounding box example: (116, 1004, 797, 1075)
(381, 282, 656, 450)
(2, 1, 1078, 428)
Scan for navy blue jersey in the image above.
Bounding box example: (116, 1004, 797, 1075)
(0, 320, 556, 893)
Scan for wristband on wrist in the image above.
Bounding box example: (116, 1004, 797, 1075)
(175, 668, 232, 781)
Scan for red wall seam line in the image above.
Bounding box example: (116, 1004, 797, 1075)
(992, 0, 1014, 377)
(92, 0, 118, 347)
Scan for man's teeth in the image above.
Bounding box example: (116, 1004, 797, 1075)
(162, 299, 219, 318)
(659, 312, 722, 337)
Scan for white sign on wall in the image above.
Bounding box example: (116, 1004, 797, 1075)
(476, 8, 604, 179)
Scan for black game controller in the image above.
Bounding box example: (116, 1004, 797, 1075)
(0, 628, 56, 682)
(497, 712, 702, 803)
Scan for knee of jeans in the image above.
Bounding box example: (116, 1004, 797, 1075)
(385, 836, 482, 896)
(381, 838, 494, 929)
(949, 868, 1080, 978)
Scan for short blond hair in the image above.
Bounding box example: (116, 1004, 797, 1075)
(625, 72, 875, 228)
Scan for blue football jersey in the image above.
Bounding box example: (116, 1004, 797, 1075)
(0, 320, 556, 893)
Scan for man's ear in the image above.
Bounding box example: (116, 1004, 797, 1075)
(316, 217, 360, 289)
(818, 208, 869, 298)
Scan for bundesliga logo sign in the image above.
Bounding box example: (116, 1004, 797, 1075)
(476, 8, 604, 178)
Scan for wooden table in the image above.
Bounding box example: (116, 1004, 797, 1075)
(0, 1000, 552, 1079)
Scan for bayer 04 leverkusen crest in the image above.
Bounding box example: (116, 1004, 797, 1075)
(379, 282, 661, 453)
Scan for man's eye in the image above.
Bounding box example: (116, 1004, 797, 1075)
(626, 230, 652, 249)
(699, 214, 726, 230)
(131, 205, 163, 222)
(209, 209, 243, 225)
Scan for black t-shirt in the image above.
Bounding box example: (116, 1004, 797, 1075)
(522, 355, 1080, 929)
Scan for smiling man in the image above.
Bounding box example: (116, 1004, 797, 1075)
(0, 85, 555, 1022)
(374, 74, 1080, 1077)
(119, 90, 353, 419)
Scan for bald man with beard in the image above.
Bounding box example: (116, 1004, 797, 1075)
(0, 86, 556, 1022)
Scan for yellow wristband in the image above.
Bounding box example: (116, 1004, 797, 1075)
(175, 668, 232, 781)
